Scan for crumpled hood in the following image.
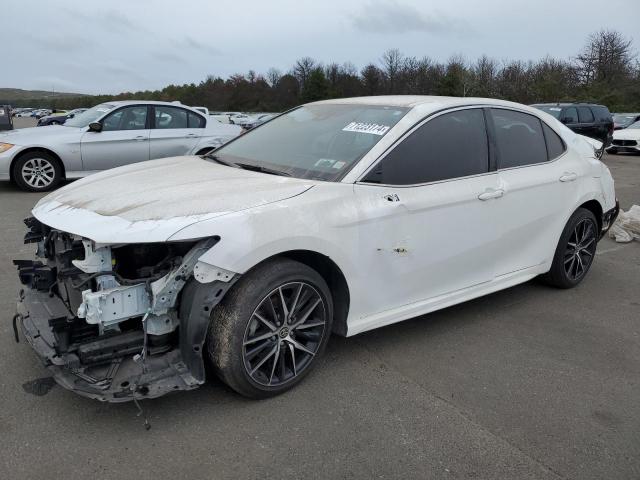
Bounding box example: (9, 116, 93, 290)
(0, 125, 82, 143)
(33, 156, 315, 244)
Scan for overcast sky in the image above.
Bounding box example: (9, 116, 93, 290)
(4, 0, 638, 95)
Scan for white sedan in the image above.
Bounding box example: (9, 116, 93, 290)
(0, 101, 242, 191)
(607, 120, 640, 154)
(14, 96, 618, 402)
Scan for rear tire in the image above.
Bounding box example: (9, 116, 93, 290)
(12, 151, 62, 192)
(207, 258, 333, 398)
(542, 208, 598, 289)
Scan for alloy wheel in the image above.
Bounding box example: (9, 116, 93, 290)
(563, 218, 597, 281)
(21, 158, 55, 189)
(242, 282, 326, 387)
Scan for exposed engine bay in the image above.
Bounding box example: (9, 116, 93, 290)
(14, 217, 237, 402)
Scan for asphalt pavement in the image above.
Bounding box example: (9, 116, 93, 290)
(0, 148, 638, 479)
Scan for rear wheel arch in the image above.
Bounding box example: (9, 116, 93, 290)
(578, 199, 603, 231)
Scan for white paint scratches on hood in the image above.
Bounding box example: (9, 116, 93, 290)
(33, 156, 314, 243)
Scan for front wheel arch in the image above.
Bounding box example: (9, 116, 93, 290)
(10, 147, 66, 182)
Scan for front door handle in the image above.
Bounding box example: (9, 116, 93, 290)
(185, 133, 198, 138)
(132, 135, 147, 141)
(478, 188, 504, 201)
(559, 172, 577, 182)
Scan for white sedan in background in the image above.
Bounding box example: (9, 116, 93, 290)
(606, 120, 640, 154)
(14, 96, 618, 402)
(0, 101, 242, 191)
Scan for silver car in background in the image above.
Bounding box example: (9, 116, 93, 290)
(0, 101, 242, 191)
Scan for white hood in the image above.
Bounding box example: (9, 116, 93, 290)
(33, 156, 315, 243)
(613, 128, 640, 141)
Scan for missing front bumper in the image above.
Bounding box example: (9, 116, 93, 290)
(16, 287, 201, 402)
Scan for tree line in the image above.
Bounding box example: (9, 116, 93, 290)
(9, 30, 640, 112)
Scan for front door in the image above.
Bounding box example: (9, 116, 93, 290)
(80, 105, 150, 171)
(352, 108, 502, 319)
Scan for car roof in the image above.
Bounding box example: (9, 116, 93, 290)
(311, 95, 547, 113)
(105, 100, 200, 109)
(532, 102, 606, 108)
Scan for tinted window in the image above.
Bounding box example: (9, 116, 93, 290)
(155, 106, 188, 129)
(563, 107, 578, 123)
(491, 109, 547, 168)
(593, 106, 612, 122)
(578, 107, 595, 123)
(542, 123, 566, 160)
(363, 109, 488, 185)
(102, 106, 147, 131)
(188, 111, 205, 128)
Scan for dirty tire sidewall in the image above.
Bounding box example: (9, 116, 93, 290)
(12, 151, 62, 192)
(207, 258, 333, 399)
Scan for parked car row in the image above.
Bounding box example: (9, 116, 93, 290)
(0, 101, 242, 191)
(37, 108, 88, 126)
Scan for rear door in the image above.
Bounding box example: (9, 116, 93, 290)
(488, 108, 581, 275)
(80, 105, 150, 171)
(149, 106, 204, 159)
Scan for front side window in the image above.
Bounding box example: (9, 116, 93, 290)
(363, 109, 489, 185)
(154, 106, 188, 129)
(578, 107, 595, 123)
(213, 104, 408, 181)
(102, 106, 148, 131)
(491, 109, 547, 168)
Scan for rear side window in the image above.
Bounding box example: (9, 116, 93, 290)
(592, 106, 612, 122)
(188, 111, 205, 128)
(563, 107, 578, 124)
(491, 109, 547, 168)
(577, 107, 594, 123)
(154, 106, 188, 129)
(363, 109, 489, 185)
(542, 123, 566, 160)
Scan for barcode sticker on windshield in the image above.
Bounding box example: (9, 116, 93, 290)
(342, 122, 390, 136)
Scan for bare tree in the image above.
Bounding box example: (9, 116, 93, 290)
(266, 68, 282, 87)
(380, 48, 404, 93)
(293, 57, 317, 89)
(576, 30, 635, 85)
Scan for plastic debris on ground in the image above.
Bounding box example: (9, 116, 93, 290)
(609, 205, 640, 243)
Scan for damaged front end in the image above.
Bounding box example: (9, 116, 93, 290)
(14, 217, 237, 402)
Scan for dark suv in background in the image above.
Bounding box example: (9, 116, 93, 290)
(531, 103, 613, 147)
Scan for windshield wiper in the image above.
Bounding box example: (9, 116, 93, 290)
(203, 152, 238, 168)
(234, 163, 291, 177)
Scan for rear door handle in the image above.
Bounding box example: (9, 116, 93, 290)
(559, 172, 577, 182)
(185, 133, 198, 138)
(132, 135, 146, 141)
(477, 188, 504, 201)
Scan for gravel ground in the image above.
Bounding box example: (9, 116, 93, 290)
(0, 146, 638, 479)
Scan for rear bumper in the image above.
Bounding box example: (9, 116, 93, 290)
(15, 286, 201, 402)
(600, 200, 619, 240)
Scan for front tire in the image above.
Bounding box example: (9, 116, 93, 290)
(12, 151, 62, 192)
(207, 258, 333, 398)
(543, 208, 598, 288)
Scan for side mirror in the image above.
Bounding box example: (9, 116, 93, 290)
(68, 113, 75, 119)
(88, 122, 102, 132)
(560, 117, 569, 124)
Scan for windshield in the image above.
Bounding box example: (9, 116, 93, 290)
(613, 114, 638, 127)
(532, 105, 562, 119)
(213, 104, 408, 181)
(64, 103, 116, 127)
(627, 120, 640, 129)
